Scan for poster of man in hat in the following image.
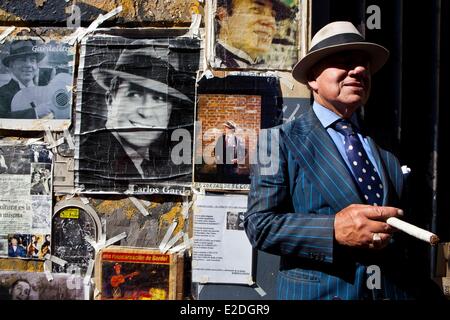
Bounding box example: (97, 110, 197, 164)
(211, 0, 301, 70)
(0, 36, 75, 130)
(75, 30, 199, 193)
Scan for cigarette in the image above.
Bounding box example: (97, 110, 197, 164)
(387, 217, 440, 245)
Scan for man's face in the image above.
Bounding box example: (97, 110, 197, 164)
(224, 126, 234, 136)
(11, 238, 18, 246)
(9, 55, 38, 86)
(10, 281, 31, 300)
(106, 80, 173, 149)
(228, 212, 238, 225)
(308, 50, 371, 118)
(219, 0, 277, 60)
(114, 264, 122, 274)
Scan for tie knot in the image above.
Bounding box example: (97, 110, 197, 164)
(333, 119, 356, 136)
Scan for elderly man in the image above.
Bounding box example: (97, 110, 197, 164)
(214, 120, 246, 183)
(0, 40, 51, 118)
(245, 21, 443, 300)
(78, 40, 193, 191)
(214, 0, 293, 68)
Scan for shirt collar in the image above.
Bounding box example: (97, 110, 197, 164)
(11, 75, 35, 89)
(110, 131, 146, 177)
(217, 40, 261, 66)
(312, 101, 361, 131)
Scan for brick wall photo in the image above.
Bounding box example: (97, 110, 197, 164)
(196, 94, 261, 165)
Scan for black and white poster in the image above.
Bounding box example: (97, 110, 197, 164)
(0, 37, 75, 130)
(0, 271, 85, 300)
(75, 29, 200, 194)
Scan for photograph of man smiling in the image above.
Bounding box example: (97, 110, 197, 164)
(76, 34, 198, 192)
(213, 0, 298, 69)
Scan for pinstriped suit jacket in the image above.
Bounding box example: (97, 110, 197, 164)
(245, 107, 414, 300)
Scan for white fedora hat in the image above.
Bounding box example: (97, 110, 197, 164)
(292, 21, 390, 84)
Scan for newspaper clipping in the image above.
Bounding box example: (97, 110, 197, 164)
(192, 194, 253, 284)
(0, 38, 75, 130)
(0, 143, 53, 259)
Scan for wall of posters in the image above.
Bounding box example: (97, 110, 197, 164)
(0, 143, 52, 260)
(0, 37, 75, 130)
(75, 29, 200, 194)
(192, 194, 253, 284)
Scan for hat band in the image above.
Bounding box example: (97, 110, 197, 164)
(309, 33, 365, 53)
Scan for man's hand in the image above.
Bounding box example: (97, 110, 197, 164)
(334, 204, 403, 249)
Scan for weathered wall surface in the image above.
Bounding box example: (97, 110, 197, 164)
(0, 0, 202, 25)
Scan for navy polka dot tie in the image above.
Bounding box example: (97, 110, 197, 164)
(333, 119, 383, 206)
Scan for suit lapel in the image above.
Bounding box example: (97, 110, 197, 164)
(367, 138, 403, 203)
(282, 109, 362, 212)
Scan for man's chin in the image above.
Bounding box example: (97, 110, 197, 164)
(120, 135, 162, 149)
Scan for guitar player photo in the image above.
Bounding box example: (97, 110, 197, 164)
(0, 37, 75, 129)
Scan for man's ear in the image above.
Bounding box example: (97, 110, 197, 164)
(307, 79, 318, 92)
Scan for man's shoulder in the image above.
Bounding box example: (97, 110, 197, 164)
(0, 79, 19, 91)
(261, 107, 315, 136)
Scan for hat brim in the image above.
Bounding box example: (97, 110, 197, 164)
(91, 68, 192, 103)
(2, 52, 45, 67)
(292, 42, 390, 84)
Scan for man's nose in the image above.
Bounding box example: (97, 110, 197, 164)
(258, 15, 276, 30)
(348, 65, 368, 77)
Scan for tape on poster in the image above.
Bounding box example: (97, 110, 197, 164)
(83, 259, 95, 286)
(182, 14, 202, 38)
(181, 198, 191, 219)
(65, 187, 85, 199)
(63, 128, 76, 150)
(44, 127, 58, 152)
(104, 232, 127, 247)
(48, 137, 65, 149)
(66, 6, 123, 45)
(192, 187, 206, 195)
(197, 69, 214, 82)
(85, 235, 101, 252)
(80, 196, 90, 205)
(183, 233, 193, 250)
(85, 232, 127, 252)
(159, 220, 178, 252)
(161, 231, 185, 254)
(129, 197, 151, 216)
(44, 254, 68, 267)
(0, 27, 15, 44)
(43, 259, 54, 282)
(25, 138, 44, 145)
(253, 284, 267, 297)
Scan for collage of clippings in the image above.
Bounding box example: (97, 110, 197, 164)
(0, 0, 311, 300)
